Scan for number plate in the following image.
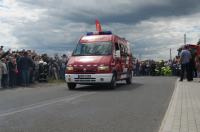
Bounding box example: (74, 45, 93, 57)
(78, 75, 91, 78)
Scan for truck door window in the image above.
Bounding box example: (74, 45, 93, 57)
(124, 45, 128, 56)
(119, 44, 125, 56)
(115, 43, 120, 51)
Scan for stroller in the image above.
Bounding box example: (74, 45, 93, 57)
(38, 62, 49, 82)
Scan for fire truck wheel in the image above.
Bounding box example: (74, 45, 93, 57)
(126, 71, 132, 84)
(109, 73, 117, 89)
(67, 83, 76, 90)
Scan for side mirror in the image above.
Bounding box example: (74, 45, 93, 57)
(115, 50, 121, 58)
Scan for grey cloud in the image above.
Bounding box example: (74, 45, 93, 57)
(18, 0, 200, 24)
(8, 0, 200, 60)
(89, 0, 200, 24)
(17, 0, 167, 24)
(12, 16, 91, 51)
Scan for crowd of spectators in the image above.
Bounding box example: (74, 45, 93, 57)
(0, 46, 68, 89)
(133, 55, 200, 81)
(133, 57, 181, 76)
(1, 45, 199, 89)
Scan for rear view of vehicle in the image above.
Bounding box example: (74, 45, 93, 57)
(65, 21, 133, 90)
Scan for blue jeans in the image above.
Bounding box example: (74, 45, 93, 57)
(21, 70, 30, 86)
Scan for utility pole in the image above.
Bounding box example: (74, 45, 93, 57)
(170, 48, 172, 61)
(184, 33, 186, 45)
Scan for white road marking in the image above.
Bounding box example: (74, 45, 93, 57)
(0, 92, 96, 118)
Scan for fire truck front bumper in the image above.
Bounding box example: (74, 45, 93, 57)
(65, 73, 113, 84)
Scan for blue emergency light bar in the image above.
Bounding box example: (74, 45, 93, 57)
(86, 32, 95, 36)
(86, 31, 112, 36)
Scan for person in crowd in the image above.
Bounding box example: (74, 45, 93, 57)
(1, 58, 8, 88)
(0, 49, 11, 59)
(18, 51, 34, 87)
(150, 61, 156, 76)
(188, 48, 196, 81)
(0, 59, 4, 88)
(60, 54, 68, 80)
(195, 55, 200, 82)
(140, 62, 146, 75)
(179, 47, 192, 81)
(33, 56, 40, 82)
(0, 46, 4, 55)
(158, 60, 165, 76)
(135, 60, 140, 76)
(8, 57, 17, 87)
(15, 53, 22, 86)
(145, 62, 150, 76)
(29, 55, 35, 84)
(51, 60, 59, 80)
(38, 58, 48, 82)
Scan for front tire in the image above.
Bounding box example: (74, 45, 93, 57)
(67, 83, 76, 90)
(126, 71, 132, 84)
(108, 74, 117, 89)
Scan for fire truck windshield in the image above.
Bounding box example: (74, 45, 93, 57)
(72, 42, 112, 56)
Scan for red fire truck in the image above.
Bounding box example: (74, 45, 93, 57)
(65, 22, 133, 90)
(178, 44, 200, 56)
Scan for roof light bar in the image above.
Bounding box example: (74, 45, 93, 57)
(86, 31, 112, 36)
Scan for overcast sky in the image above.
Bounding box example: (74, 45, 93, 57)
(1, 0, 200, 60)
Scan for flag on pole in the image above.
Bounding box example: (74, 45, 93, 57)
(95, 19, 102, 32)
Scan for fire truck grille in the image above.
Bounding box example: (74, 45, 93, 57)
(74, 78, 96, 83)
(74, 69, 96, 74)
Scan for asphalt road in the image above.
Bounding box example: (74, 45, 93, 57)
(0, 77, 176, 132)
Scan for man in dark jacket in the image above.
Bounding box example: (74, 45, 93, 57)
(179, 47, 192, 81)
(18, 52, 34, 86)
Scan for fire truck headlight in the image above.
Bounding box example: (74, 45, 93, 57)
(66, 66, 74, 71)
(98, 66, 109, 71)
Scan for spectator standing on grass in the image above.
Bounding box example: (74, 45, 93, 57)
(18, 51, 34, 87)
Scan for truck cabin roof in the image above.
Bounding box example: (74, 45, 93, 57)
(79, 31, 127, 44)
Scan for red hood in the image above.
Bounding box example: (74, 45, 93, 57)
(67, 55, 112, 66)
